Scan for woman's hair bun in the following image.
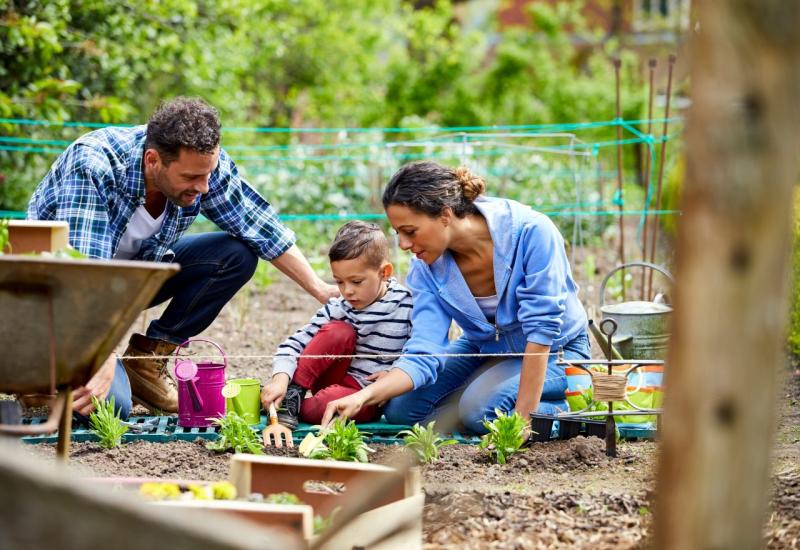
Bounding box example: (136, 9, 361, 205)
(454, 166, 486, 202)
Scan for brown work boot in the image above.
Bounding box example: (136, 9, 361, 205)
(122, 333, 179, 413)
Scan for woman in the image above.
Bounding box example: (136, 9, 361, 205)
(321, 161, 589, 433)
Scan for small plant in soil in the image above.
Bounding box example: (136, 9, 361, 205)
(298, 418, 373, 462)
(207, 411, 264, 455)
(479, 409, 527, 465)
(314, 506, 340, 535)
(264, 492, 302, 505)
(399, 421, 456, 464)
(139, 481, 237, 501)
(88, 396, 128, 449)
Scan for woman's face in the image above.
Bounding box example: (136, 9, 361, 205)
(385, 204, 449, 264)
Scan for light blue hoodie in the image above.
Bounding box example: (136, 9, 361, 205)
(393, 196, 588, 389)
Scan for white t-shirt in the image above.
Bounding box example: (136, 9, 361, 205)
(113, 204, 167, 260)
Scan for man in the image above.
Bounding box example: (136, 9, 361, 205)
(28, 97, 337, 417)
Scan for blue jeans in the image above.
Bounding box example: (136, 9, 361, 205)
(384, 331, 591, 434)
(97, 232, 257, 418)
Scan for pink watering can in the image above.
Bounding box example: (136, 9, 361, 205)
(173, 338, 227, 428)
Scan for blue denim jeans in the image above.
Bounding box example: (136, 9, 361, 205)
(94, 232, 257, 419)
(384, 331, 591, 434)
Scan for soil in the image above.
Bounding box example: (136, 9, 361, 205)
(14, 235, 800, 548)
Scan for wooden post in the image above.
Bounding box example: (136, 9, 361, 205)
(654, 2, 800, 549)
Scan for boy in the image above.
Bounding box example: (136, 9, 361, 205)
(260, 221, 413, 429)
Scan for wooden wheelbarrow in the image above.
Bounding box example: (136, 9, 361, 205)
(0, 255, 178, 460)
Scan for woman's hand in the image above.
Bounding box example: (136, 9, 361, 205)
(72, 354, 116, 415)
(321, 391, 367, 427)
(514, 342, 550, 419)
(261, 373, 290, 410)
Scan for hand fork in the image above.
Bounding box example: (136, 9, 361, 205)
(262, 402, 294, 448)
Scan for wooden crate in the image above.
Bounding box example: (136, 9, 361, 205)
(230, 455, 424, 549)
(6, 220, 69, 254)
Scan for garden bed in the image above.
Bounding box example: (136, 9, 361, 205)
(16, 276, 800, 548)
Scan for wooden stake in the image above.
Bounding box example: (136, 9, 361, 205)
(653, 2, 800, 548)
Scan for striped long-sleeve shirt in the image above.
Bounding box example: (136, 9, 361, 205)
(273, 278, 413, 387)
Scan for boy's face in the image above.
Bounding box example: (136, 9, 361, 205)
(330, 256, 392, 310)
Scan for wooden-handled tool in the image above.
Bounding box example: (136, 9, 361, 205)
(262, 402, 294, 448)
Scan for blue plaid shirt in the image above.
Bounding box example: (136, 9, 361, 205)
(27, 125, 295, 262)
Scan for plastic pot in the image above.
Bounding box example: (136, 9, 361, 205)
(583, 419, 606, 439)
(558, 418, 582, 440)
(529, 413, 556, 442)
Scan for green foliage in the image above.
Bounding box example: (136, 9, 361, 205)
(300, 418, 373, 462)
(265, 492, 302, 505)
(789, 189, 800, 356)
(399, 421, 456, 464)
(207, 411, 264, 454)
(313, 506, 340, 535)
(88, 395, 128, 449)
(0, 219, 8, 253)
(0, 0, 651, 226)
(478, 409, 527, 465)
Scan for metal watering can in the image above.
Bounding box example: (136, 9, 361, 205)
(173, 339, 227, 428)
(599, 262, 673, 360)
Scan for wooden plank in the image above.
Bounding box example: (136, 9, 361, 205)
(316, 493, 424, 550)
(653, 2, 800, 549)
(153, 500, 314, 542)
(0, 441, 300, 550)
(230, 455, 412, 517)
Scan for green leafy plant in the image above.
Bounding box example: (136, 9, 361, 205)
(265, 492, 302, 505)
(298, 418, 373, 463)
(399, 421, 456, 464)
(207, 411, 264, 455)
(313, 506, 340, 535)
(88, 396, 128, 449)
(0, 219, 9, 254)
(478, 409, 527, 464)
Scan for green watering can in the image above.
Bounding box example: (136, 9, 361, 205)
(599, 262, 673, 360)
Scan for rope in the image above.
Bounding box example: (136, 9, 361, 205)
(124, 350, 564, 361)
(591, 373, 628, 401)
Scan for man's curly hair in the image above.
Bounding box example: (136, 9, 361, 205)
(145, 97, 221, 164)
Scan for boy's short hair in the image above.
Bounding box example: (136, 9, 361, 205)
(328, 221, 390, 268)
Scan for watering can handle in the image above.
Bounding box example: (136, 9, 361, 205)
(598, 262, 674, 308)
(174, 338, 228, 369)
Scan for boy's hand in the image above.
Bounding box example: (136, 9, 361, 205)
(261, 373, 291, 410)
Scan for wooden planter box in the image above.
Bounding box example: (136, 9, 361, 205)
(5, 220, 69, 254)
(91, 456, 424, 549)
(230, 455, 424, 549)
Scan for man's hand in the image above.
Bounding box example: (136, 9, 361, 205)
(261, 373, 291, 410)
(72, 354, 116, 416)
(320, 392, 367, 428)
(315, 283, 340, 304)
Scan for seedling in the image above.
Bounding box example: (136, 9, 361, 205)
(298, 418, 373, 462)
(88, 396, 128, 449)
(264, 492, 302, 505)
(313, 506, 340, 535)
(398, 421, 456, 464)
(207, 411, 264, 455)
(479, 409, 527, 464)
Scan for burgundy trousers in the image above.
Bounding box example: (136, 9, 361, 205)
(293, 321, 381, 424)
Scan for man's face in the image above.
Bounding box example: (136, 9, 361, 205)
(146, 147, 220, 207)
